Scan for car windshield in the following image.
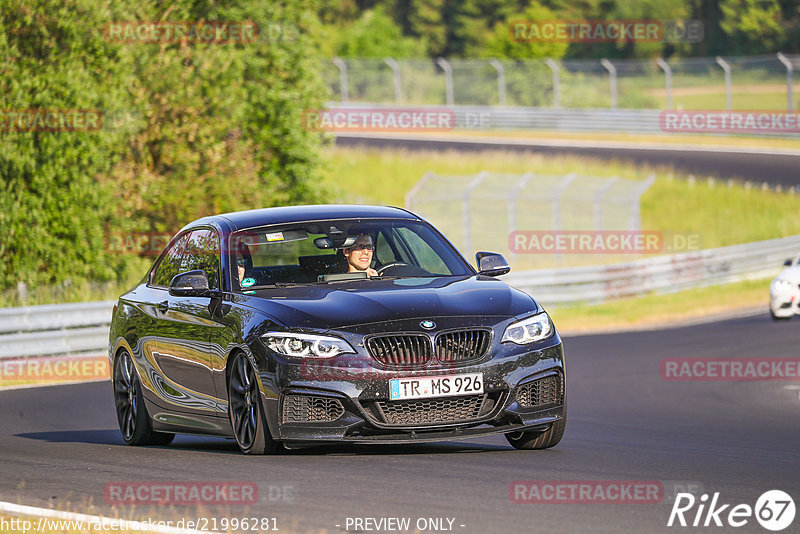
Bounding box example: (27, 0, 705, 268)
(230, 219, 471, 290)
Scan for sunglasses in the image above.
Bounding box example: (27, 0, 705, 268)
(349, 244, 374, 252)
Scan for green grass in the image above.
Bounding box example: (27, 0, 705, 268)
(549, 277, 770, 333)
(321, 146, 800, 251)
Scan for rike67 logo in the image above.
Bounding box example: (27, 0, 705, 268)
(668, 490, 795, 531)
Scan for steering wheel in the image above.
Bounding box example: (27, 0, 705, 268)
(377, 262, 411, 275)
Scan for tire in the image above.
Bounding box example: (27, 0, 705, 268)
(113, 350, 175, 446)
(506, 401, 567, 450)
(228, 352, 281, 455)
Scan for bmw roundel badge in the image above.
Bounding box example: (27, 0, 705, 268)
(420, 320, 436, 330)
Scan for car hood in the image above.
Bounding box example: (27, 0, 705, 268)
(241, 275, 538, 329)
(775, 266, 800, 283)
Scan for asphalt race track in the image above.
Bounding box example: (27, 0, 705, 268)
(335, 134, 800, 187)
(2, 314, 798, 533)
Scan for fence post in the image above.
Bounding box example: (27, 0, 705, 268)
(600, 59, 617, 109)
(436, 57, 454, 106)
(545, 59, 561, 108)
(405, 171, 434, 211)
(384, 57, 403, 104)
(630, 174, 656, 231)
(552, 173, 577, 266)
(332, 57, 349, 102)
(489, 59, 507, 106)
(462, 172, 488, 255)
(508, 173, 535, 259)
(777, 52, 794, 111)
(656, 58, 673, 110)
(715, 56, 732, 110)
(594, 177, 619, 230)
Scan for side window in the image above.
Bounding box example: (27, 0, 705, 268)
(180, 229, 220, 290)
(151, 233, 190, 287)
(375, 231, 397, 264)
(396, 227, 451, 274)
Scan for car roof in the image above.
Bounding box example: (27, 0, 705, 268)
(183, 204, 420, 233)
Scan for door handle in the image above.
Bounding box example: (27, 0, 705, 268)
(157, 300, 169, 312)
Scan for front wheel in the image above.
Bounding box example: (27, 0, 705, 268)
(506, 417, 566, 450)
(113, 350, 174, 446)
(228, 352, 281, 455)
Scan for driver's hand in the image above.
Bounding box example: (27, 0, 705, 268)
(366, 267, 378, 278)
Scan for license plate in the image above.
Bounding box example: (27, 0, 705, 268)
(389, 373, 484, 401)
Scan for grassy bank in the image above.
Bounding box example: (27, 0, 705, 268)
(548, 277, 770, 334)
(320, 146, 800, 250)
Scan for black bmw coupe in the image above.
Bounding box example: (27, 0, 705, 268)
(109, 205, 565, 454)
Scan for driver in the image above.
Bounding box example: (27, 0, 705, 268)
(343, 234, 378, 278)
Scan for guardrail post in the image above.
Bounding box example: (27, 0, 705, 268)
(656, 58, 673, 110)
(594, 177, 619, 230)
(601, 59, 617, 109)
(332, 57, 349, 102)
(545, 59, 561, 108)
(777, 53, 793, 111)
(462, 172, 488, 255)
(489, 59, 507, 106)
(715, 56, 732, 110)
(384, 57, 403, 104)
(17, 281, 28, 305)
(436, 57, 454, 106)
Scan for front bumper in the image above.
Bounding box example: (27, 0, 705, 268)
(770, 289, 800, 317)
(255, 335, 565, 445)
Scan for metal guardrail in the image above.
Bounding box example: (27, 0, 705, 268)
(327, 103, 800, 138)
(1, 235, 793, 358)
(505, 235, 799, 305)
(0, 301, 114, 358)
(329, 103, 668, 135)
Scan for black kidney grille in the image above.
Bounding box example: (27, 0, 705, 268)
(515, 374, 562, 408)
(366, 334, 432, 367)
(435, 329, 491, 362)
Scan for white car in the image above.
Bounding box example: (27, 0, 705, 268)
(770, 254, 800, 320)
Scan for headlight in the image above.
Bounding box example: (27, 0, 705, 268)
(772, 279, 794, 291)
(501, 312, 554, 345)
(262, 332, 355, 358)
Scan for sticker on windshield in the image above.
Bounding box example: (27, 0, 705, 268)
(266, 232, 284, 241)
(241, 277, 256, 287)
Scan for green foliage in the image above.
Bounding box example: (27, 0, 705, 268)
(484, 2, 568, 59)
(0, 0, 329, 294)
(334, 8, 427, 58)
(720, 0, 784, 54)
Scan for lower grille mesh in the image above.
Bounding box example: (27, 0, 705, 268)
(375, 394, 488, 426)
(282, 395, 344, 423)
(515, 374, 562, 408)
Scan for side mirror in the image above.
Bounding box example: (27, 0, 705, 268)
(784, 259, 793, 267)
(476, 252, 510, 277)
(169, 270, 211, 297)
